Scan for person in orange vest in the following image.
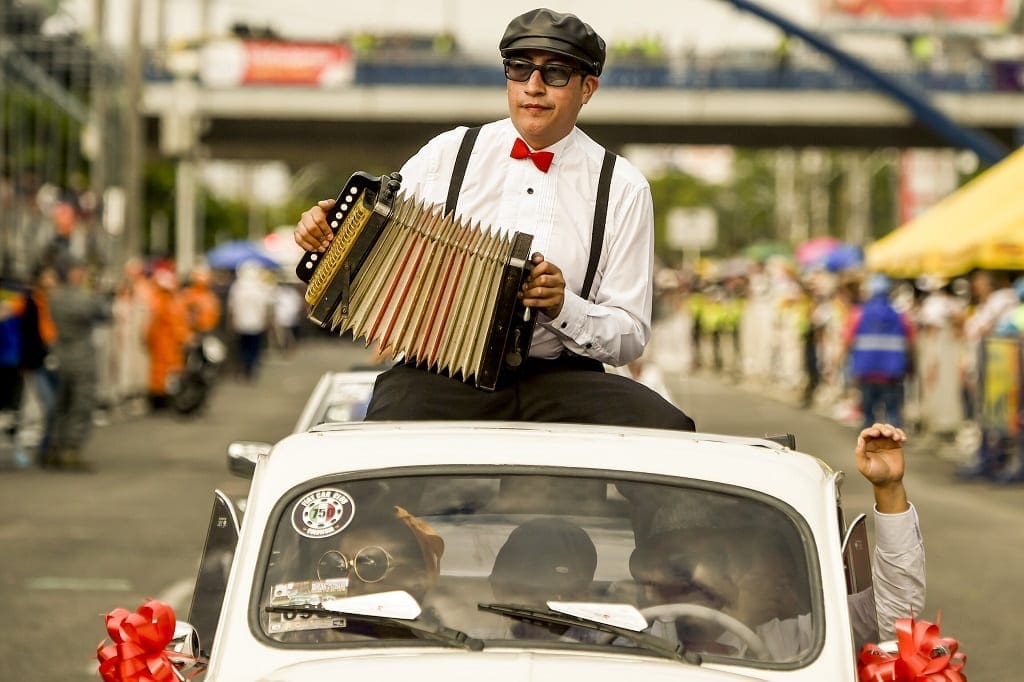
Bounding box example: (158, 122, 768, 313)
(145, 267, 190, 410)
(181, 264, 222, 335)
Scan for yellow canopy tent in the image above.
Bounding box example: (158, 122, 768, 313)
(867, 146, 1024, 278)
(967, 219, 1024, 272)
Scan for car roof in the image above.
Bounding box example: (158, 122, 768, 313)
(260, 422, 838, 517)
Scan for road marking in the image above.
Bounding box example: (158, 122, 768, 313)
(26, 576, 133, 591)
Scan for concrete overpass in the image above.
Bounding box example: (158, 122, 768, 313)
(141, 82, 1024, 171)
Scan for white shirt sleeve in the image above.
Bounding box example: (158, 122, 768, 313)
(541, 178, 654, 366)
(870, 503, 926, 640)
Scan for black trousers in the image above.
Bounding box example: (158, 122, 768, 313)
(364, 356, 696, 431)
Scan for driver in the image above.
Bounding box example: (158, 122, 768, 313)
(629, 423, 924, 661)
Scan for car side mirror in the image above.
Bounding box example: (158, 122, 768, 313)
(841, 513, 873, 595)
(227, 441, 271, 478)
(168, 621, 207, 674)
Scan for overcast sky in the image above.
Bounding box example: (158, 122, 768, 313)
(57, 0, 819, 56)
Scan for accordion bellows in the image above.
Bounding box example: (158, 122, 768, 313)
(297, 172, 536, 391)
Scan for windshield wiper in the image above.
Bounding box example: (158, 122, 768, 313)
(266, 604, 484, 651)
(477, 602, 701, 665)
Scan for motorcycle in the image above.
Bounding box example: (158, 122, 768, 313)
(171, 334, 227, 415)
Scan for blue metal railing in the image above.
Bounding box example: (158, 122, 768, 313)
(347, 58, 1006, 92)
(146, 53, 1023, 93)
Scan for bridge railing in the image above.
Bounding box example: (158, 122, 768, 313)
(144, 33, 1024, 93)
(148, 47, 1024, 93)
(352, 58, 1009, 93)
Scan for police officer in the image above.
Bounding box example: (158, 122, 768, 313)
(48, 260, 111, 470)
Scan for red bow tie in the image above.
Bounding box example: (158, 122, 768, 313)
(510, 137, 554, 173)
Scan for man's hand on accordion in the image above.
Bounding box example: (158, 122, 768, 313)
(294, 199, 337, 253)
(520, 253, 565, 319)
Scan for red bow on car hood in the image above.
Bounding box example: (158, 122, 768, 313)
(96, 599, 179, 682)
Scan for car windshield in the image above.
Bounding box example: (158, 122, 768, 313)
(257, 470, 820, 666)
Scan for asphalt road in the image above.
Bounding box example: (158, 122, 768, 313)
(0, 337, 1019, 681)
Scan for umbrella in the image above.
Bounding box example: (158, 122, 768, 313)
(823, 243, 864, 272)
(795, 236, 842, 268)
(205, 240, 279, 270)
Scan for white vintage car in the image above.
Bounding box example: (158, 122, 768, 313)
(290, 370, 382, 432)
(184, 421, 877, 681)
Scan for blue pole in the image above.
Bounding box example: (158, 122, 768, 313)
(721, 0, 1009, 167)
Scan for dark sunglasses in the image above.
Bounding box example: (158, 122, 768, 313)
(503, 57, 582, 87)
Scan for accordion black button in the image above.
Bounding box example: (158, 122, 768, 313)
(560, 322, 567, 329)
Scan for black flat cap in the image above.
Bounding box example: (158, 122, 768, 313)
(500, 8, 606, 76)
(490, 518, 597, 596)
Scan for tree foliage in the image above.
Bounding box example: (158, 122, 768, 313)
(143, 160, 250, 255)
(649, 149, 777, 260)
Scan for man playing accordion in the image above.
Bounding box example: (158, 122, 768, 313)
(294, 7, 695, 430)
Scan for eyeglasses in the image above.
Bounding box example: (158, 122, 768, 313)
(316, 546, 394, 583)
(503, 57, 582, 87)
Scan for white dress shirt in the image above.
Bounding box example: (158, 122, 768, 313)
(397, 118, 655, 365)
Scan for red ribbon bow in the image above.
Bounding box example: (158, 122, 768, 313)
(96, 600, 179, 682)
(858, 617, 967, 682)
(510, 137, 554, 173)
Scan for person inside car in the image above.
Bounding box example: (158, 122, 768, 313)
(490, 517, 598, 603)
(628, 423, 924, 661)
(488, 517, 598, 640)
(315, 505, 445, 603)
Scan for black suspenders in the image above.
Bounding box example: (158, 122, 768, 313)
(582, 149, 616, 302)
(445, 126, 617, 302)
(444, 126, 481, 217)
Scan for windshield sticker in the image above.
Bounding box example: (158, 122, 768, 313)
(267, 579, 351, 634)
(291, 488, 356, 539)
(270, 579, 350, 606)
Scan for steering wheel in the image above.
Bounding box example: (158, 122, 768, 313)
(593, 603, 770, 659)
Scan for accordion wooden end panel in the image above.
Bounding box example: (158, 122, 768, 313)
(296, 172, 536, 391)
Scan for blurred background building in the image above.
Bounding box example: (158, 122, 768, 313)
(3, 0, 1023, 281)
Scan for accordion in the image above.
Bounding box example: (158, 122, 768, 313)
(296, 171, 536, 391)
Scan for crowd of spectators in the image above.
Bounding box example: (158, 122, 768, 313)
(0, 242, 310, 472)
(647, 259, 1024, 482)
